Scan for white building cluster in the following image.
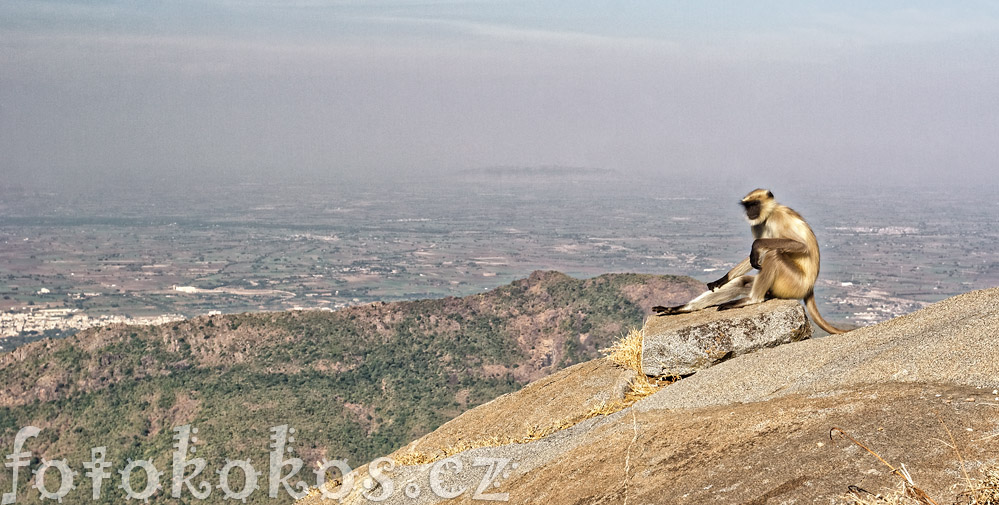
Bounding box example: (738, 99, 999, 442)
(0, 308, 185, 338)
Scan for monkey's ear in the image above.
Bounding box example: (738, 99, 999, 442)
(766, 190, 774, 199)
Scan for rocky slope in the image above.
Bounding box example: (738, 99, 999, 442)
(303, 288, 999, 504)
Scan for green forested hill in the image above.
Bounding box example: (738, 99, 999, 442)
(0, 271, 700, 504)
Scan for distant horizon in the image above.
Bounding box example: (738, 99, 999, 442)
(2, 164, 996, 199)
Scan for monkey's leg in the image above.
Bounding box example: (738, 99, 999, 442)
(707, 257, 752, 291)
(655, 275, 753, 314)
(719, 253, 798, 310)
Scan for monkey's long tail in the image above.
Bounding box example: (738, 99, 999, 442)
(804, 292, 848, 335)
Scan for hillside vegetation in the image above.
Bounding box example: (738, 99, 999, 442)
(0, 271, 701, 504)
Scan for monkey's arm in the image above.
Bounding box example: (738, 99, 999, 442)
(707, 257, 753, 291)
(750, 238, 808, 269)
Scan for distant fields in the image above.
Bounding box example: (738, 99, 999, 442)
(1, 176, 996, 347)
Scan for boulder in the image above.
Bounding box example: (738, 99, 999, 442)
(641, 299, 811, 376)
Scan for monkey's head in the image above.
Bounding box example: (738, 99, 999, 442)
(741, 188, 776, 225)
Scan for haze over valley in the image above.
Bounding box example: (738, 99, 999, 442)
(2, 172, 995, 350)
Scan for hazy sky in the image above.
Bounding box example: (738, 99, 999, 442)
(2, 1, 998, 190)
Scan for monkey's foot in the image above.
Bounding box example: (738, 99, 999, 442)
(716, 299, 749, 311)
(652, 305, 687, 316)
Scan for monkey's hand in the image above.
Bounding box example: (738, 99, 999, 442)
(750, 247, 764, 270)
(706, 274, 729, 291)
(652, 305, 685, 316)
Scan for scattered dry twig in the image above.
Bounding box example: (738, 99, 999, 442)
(829, 427, 939, 505)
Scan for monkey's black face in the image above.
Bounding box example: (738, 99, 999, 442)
(741, 200, 762, 220)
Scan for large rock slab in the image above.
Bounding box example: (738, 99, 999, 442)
(641, 299, 812, 376)
(639, 286, 999, 411)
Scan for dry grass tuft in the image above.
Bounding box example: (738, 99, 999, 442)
(957, 465, 999, 505)
(831, 427, 940, 505)
(603, 327, 645, 372)
(394, 435, 516, 466)
(603, 327, 678, 403)
(834, 419, 999, 505)
(842, 485, 929, 505)
(841, 465, 999, 505)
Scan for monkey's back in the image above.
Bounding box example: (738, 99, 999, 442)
(757, 204, 821, 298)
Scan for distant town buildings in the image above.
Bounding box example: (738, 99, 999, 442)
(0, 308, 185, 338)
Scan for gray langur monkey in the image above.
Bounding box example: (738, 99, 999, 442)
(653, 188, 847, 334)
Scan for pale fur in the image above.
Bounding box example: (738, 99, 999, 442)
(752, 204, 818, 300)
(658, 189, 846, 334)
